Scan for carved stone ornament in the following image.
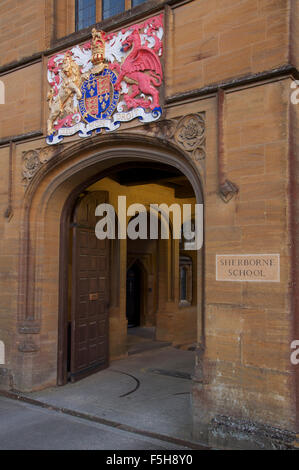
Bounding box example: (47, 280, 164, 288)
(219, 179, 239, 203)
(22, 148, 53, 186)
(145, 113, 206, 163)
(18, 322, 41, 335)
(174, 114, 206, 161)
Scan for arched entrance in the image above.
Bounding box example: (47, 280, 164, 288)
(58, 157, 202, 385)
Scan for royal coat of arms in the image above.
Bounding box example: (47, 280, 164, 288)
(46, 14, 164, 145)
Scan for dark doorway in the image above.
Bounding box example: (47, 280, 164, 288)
(126, 263, 141, 328)
(67, 191, 110, 383)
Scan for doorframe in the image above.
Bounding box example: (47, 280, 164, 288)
(58, 158, 204, 386)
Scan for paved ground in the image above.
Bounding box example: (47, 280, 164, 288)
(28, 344, 196, 443)
(0, 330, 207, 450)
(0, 396, 191, 450)
(127, 327, 172, 355)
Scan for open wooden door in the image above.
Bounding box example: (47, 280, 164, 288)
(70, 191, 109, 382)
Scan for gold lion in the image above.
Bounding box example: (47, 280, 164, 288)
(47, 53, 82, 135)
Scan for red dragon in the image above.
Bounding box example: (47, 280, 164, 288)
(111, 28, 163, 111)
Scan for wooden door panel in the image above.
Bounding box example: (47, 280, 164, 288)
(71, 191, 109, 382)
(99, 277, 106, 292)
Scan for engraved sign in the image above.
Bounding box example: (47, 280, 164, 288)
(216, 254, 280, 282)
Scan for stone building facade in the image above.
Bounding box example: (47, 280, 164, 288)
(0, 0, 299, 449)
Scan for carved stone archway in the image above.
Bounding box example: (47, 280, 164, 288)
(16, 128, 205, 391)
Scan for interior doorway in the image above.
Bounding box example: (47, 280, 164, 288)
(126, 263, 141, 328)
(59, 160, 200, 386)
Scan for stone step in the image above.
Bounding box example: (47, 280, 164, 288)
(128, 341, 171, 356)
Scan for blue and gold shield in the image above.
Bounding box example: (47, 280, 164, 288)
(79, 68, 119, 123)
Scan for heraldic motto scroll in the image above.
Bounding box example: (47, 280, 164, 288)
(46, 14, 164, 145)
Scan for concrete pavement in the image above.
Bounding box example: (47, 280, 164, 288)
(0, 333, 210, 450)
(28, 345, 196, 444)
(0, 395, 193, 450)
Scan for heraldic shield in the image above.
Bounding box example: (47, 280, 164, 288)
(79, 68, 120, 123)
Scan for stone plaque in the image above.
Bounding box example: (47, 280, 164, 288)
(216, 254, 280, 282)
